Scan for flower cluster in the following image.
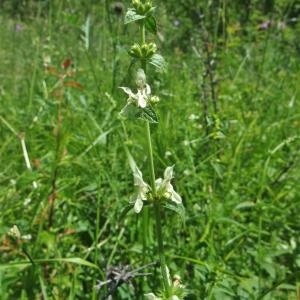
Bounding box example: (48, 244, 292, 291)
(131, 165, 182, 213)
(145, 274, 186, 300)
(120, 68, 159, 109)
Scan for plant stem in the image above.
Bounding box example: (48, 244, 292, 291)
(92, 173, 101, 300)
(145, 121, 156, 194)
(140, 20, 170, 294)
(154, 201, 170, 293)
(146, 120, 170, 293)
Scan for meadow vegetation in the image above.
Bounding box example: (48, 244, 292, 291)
(0, 0, 300, 299)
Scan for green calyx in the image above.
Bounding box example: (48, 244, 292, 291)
(132, 0, 153, 16)
(129, 42, 157, 59)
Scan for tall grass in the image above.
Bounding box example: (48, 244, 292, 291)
(0, 1, 300, 299)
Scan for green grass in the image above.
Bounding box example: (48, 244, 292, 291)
(1, 1, 300, 299)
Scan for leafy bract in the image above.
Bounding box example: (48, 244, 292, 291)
(125, 9, 146, 24)
(149, 53, 166, 70)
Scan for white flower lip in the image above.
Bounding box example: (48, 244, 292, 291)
(156, 165, 182, 204)
(130, 164, 181, 214)
(131, 165, 149, 213)
(119, 84, 151, 108)
(144, 293, 162, 300)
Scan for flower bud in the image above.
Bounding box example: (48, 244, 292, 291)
(132, 0, 153, 15)
(8, 225, 21, 240)
(129, 42, 157, 60)
(144, 1, 152, 12)
(150, 95, 160, 104)
(141, 42, 157, 58)
(136, 69, 147, 88)
(132, 0, 140, 10)
(129, 43, 142, 58)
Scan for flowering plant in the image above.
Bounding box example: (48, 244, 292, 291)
(130, 165, 182, 213)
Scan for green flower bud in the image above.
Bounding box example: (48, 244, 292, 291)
(129, 43, 142, 58)
(132, 0, 153, 15)
(144, 1, 153, 12)
(141, 42, 157, 58)
(129, 42, 157, 60)
(150, 95, 160, 104)
(136, 68, 147, 88)
(132, 0, 140, 10)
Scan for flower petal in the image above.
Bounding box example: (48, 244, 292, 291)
(155, 178, 163, 190)
(164, 165, 174, 181)
(145, 84, 151, 95)
(171, 189, 182, 204)
(144, 293, 162, 300)
(133, 166, 144, 184)
(119, 86, 135, 98)
(137, 90, 147, 108)
(134, 196, 144, 213)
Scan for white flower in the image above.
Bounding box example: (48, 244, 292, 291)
(136, 68, 147, 88)
(119, 84, 151, 108)
(155, 166, 182, 204)
(131, 165, 150, 213)
(8, 225, 21, 239)
(144, 293, 162, 300)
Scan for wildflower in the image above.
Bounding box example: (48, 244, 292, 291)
(155, 166, 182, 204)
(15, 24, 24, 32)
(8, 225, 21, 239)
(188, 113, 199, 121)
(144, 293, 162, 300)
(258, 20, 272, 30)
(131, 165, 149, 213)
(119, 83, 151, 108)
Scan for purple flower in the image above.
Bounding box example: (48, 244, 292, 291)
(258, 20, 272, 30)
(15, 24, 24, 32)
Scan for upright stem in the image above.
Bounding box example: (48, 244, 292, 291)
(145, 122, 156, 194)
(140, 21, 170, 294)
(145, 95, 170, 294)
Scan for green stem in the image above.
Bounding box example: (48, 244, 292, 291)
(92, 173, 101, 300)
(145, 122, 156, 194)
(140, 21, 150, 267)
(154, 201, 170, 293)
(141, 20, 170, 294)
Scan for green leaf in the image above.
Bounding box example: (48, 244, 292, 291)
(124, 9, 145, 24)
(119, 204, 134, 222)
(119, 103, 141, 120)
(164, 202, 186, 225)
(149, 53, 166, 70)
(138, 106, 158, 123)
(120, 104, 158, 123)
(145, 15, 157, 34)
(0, 257, 99, 271)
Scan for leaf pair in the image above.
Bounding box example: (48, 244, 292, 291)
(125, 8, 157, 35)
(120, 103, 158, 123)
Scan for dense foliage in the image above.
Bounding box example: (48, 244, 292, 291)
(0, 0, 300, 299)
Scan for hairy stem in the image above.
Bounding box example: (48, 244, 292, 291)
(140, 21, 170, 294)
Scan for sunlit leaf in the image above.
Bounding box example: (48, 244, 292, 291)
(149, 53, 166, 70)
(124, 9, 145, 24)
